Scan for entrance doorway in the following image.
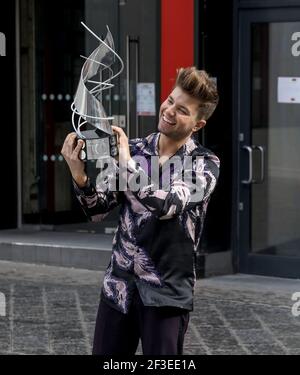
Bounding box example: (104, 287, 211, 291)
(237, 6, 300, 277)
(19, 0, 160, 230)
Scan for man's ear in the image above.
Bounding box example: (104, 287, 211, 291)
(193, 119, 206, 132)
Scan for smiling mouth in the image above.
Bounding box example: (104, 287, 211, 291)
(162, 114, 176, 125)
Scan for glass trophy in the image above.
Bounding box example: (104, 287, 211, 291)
(71, 22, 124, 161)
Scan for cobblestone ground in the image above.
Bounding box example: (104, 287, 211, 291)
(0, 261, 299, 355)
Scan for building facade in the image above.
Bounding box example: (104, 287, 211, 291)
(1, 0, 300, 278)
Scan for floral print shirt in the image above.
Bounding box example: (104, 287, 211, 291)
(73, 132, 220, 314)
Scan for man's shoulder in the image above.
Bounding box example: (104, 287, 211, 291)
(185, 139, 220, 177)
(128, 132, 157, 154)
(129, 132, 157, 145)
(188, 138, 219, 161)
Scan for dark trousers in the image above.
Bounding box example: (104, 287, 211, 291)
(92, 290, 190, 355)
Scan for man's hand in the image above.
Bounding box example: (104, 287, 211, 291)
(61, 132, 87, 188)
(111, 126, 131, 165)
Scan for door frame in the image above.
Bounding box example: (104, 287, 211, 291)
(233, 2, 300, 277)
(0, 0, 18, 230)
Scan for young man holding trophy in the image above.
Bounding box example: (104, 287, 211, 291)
(61, 25, 219, 355)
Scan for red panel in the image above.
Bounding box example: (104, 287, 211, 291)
(161, 0, 194, 102)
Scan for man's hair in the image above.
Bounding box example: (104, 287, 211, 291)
(175, 67, 219, 121)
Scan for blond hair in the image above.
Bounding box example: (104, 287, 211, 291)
(175, 67, 219, 120)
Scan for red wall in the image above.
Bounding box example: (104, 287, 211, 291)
(161, 0, 194, 102)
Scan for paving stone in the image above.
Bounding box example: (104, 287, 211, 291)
(197, 326, 239, 347)
(47, 308, 79, 322)
(289, 348, 300, 355)
(52, 340, 90, 355)
(85, 322, 96, 336)
(48, 321, 82, 331)
(13, 316, 46, 324)
(49, 329, 84, 341)
(225, 319, 262, 330)
(12, 347, 50, 355)
(13, 335, 50, 354)
(0, 342, 10, 353)
(184, 345, 210, 355)
(189, 312, 224, 327)
(245, 344, 286, 355)
(278, 335, 300, 348)
(76, 290, 100, 305)
(0, 329, 11, 341)
(233, 329, 275, 345)
(213, 304, 252, 320)
(266, 324, 299, 337)
(79, 311, 97, 323)
(211, 348, 247, 355)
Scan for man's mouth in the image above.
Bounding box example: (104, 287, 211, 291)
(162, 114, 176, 126)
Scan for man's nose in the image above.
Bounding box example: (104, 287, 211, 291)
(165, 105, 176, 117)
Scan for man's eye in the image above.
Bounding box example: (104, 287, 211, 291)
(179, 108, 188, 115)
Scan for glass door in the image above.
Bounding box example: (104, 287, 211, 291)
(20, 0, 159, 230)
(238, 8, 300, 277)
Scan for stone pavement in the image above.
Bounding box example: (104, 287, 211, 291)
(0, 260, 299, 355)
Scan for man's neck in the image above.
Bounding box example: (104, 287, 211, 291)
(158, 133, 190, 157)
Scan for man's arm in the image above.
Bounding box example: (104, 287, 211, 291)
(72, 176, 121, 222)
(61, 132, 121, 222)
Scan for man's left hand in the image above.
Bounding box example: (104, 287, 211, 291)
(111, 126, 131, 165)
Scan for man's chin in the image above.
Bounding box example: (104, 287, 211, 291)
(158, 126, 177, 140)
(158, 122, 165, 134)
(158, 124, 190, 142)
(158, 121, 173, 134)
(158, 125, 170, 137)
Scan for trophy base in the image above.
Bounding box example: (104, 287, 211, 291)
(78, 129, 118, 161)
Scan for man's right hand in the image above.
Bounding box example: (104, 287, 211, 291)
(61, 132, 87, 188)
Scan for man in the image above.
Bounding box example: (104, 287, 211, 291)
(61, 67, 220, 355)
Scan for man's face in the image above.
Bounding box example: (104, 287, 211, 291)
(158, 86, 206, 141)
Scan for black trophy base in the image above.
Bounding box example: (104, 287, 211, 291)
(78, 129, 118, 161)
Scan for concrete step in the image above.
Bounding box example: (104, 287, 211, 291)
(0, 229, 113, 270)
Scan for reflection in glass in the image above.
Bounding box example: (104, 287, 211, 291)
(251, 22, 300, 257)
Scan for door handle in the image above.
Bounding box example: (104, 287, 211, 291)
(242, 146, 253, 185)
(132, 37, 140, 138)
(126, 35, 140, 138)
(252, 145, 265, 184)
(126, 35, 130, 138)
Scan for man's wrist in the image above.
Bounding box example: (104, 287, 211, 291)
(73, 174, 88, 188)
(127, 158, 139, 173)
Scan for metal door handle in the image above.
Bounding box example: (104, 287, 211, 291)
(252, 145, 265, 184)
(126, 35, 130, 138)
(134, 38, 140, 138)
(126, 36, 140, 138)
(242, 146, 253, 184)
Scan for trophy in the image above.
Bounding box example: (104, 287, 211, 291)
(71, 22, 124, 161)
